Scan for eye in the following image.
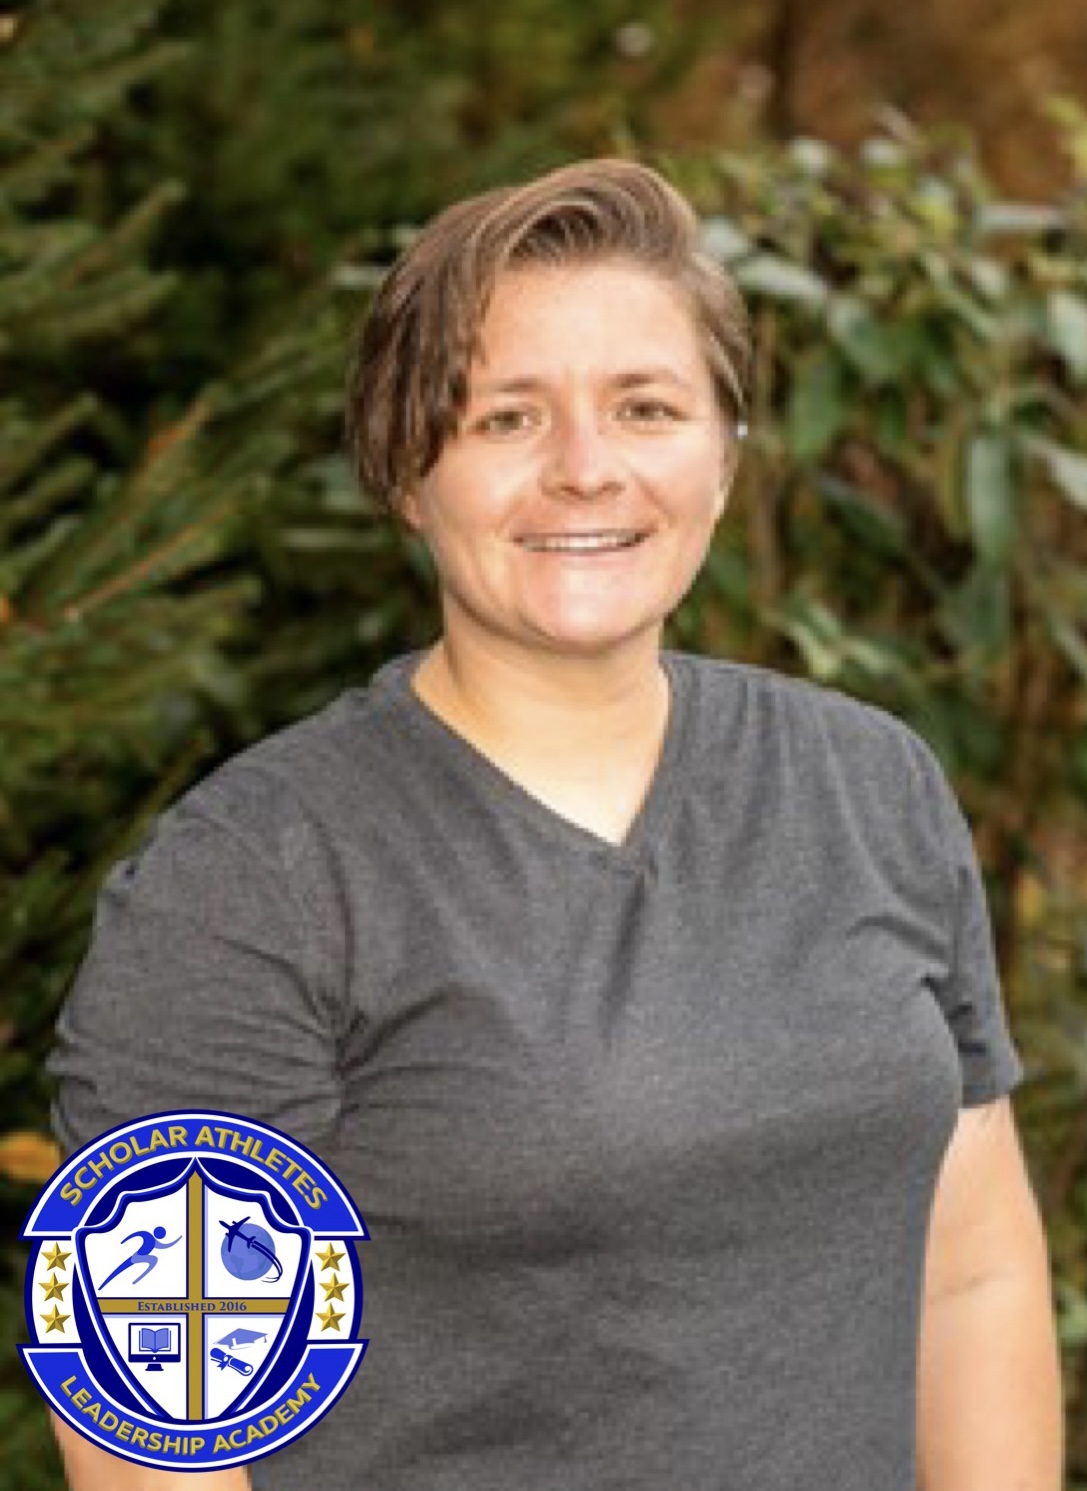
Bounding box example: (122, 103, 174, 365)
(474, 407, 538, 436)
(618, 398, 683, 423)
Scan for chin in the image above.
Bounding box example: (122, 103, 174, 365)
(526, 621, 664, 657)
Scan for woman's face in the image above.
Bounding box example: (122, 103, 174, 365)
(400, 260, 739, 668)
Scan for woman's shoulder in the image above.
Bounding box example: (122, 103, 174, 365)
(671, 653, 968, 901)
(670, 650, 960, 852)
(136, 670, 407, 882)
(190, 660, 412, 809)
(673, 648, 932, 750)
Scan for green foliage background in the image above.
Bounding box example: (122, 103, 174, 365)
(2, 1, 1086, 1484)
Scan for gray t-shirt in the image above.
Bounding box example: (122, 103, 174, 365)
(49, 648, 1023, 1490)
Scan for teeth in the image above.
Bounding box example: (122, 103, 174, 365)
(519, 532, 643, 552)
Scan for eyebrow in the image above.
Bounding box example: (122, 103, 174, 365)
(471, 368, 697, 397)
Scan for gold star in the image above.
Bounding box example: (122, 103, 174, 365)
(321, 1275, 349, 1302)
(40, 1304, 70, 1334)
(42, 1243, 71, 1271)
(39, 1273, 68, 1302)
(316, 1303, 344, 1332)
(315, 1243, 344, 1272)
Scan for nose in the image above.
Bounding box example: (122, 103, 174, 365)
(540, 406, 624, 501)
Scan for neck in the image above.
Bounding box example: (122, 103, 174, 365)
(410, 628, 670, 782)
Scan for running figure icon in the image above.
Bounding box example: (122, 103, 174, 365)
(97, 1225, 181, 1288)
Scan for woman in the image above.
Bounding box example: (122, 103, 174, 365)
(49, 159, 1061, 1489)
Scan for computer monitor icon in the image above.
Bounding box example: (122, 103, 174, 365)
(127, 1322, 181, 1372)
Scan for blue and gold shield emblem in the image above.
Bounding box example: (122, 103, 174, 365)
(20, 1110, 368, 1473)
(76, 1158, 310, 1422)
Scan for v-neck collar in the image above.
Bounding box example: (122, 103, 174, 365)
(370, 648, 690, 874)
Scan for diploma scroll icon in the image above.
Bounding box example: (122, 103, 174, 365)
(209, 1346, 255, 1377)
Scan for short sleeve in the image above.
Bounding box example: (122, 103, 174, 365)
(919, 743, 1025, 1107)
(47, 772, 348, 1160)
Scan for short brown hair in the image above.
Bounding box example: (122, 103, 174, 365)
(345, 157, 752, 521)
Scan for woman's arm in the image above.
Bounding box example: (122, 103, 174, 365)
(45, 771, 343, 1487)
(53, 1415, 250, 1489)
(917, 1098, 1064, 1489)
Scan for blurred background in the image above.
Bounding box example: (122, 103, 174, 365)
(2, 1, 1086, 1484)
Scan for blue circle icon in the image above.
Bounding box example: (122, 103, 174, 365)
(220, 1218, 281, 1281)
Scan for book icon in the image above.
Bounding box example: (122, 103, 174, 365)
(127, 1322, 181, 1372)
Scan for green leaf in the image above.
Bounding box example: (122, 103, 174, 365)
(926, 276, 999, 342)
(826, 295, 903, 383)
(1056, 1282, 1087, 1349)
(860, 138, 907, 169)
(786, 355, 847, 463)
(937, 562, 1012, 659)
(814, 473, 907, 555)
(700, 546, 750, 607)
(698, 216, 751, 263)
(841, 635, 908, 681)
(934, 416, 971, 540)
(734, 254, 828, 308)
(770, 598, 845, 681)
(1047, 614, 1087, 684)
(788, 137, 834, 176)
(914, 177, 958, 234)
(964, 430, 1017, 563)
(975, 203, 1066, 236)
(1046, 290, 1087, 382)
(965, 258, 1009, 302)
(918, 328, 965, 399)
(873, 396, 909, 456)
(1024, 435, 1087, 511)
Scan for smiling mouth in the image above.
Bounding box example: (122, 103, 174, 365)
(516, 530, 648, 553)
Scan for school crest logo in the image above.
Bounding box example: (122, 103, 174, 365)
(20, 1110, 368, 1473)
